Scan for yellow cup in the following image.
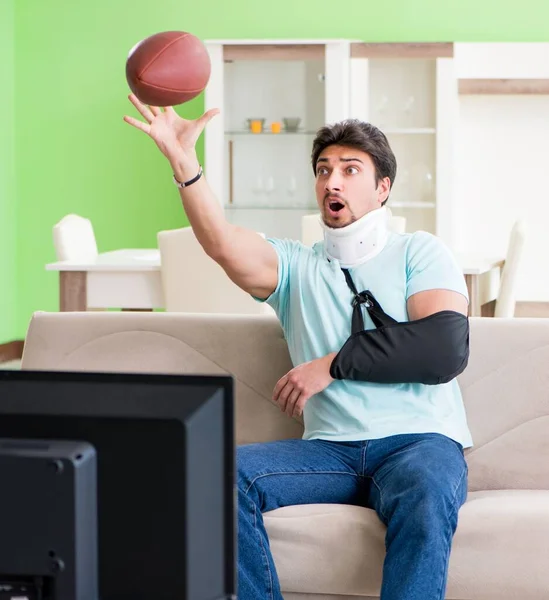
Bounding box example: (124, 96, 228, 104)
(250, 120, 263, 133)
(271, 122, 281, 134)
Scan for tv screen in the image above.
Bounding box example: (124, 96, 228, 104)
(0, 370, 235, 600)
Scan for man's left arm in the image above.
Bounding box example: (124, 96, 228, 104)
(273, 290, 469, 418)
(407, 288, 468, 321)
(328, 291, 469, 385)
(330, 232, 470, 386)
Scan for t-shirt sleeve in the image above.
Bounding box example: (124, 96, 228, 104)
(253, 237, 302, 327)
(405, 231, 469, 302)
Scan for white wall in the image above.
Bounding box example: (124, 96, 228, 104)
(455, 94, 549, 300)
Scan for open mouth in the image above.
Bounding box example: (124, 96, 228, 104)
(328, 200, 345, 213)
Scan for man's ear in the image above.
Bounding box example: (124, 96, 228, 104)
(377, 177, 391, 204)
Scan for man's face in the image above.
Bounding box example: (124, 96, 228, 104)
(314, 144, 391, 229)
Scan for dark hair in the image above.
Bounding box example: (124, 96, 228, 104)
(311, 119, 397, 206)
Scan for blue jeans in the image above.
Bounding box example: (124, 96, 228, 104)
(237, 433, 468, 600)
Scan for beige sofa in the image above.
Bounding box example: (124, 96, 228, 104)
(21, 311, 549, 599)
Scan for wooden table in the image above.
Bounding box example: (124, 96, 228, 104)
(46, 249, 164, 311)
(46, 249, 504, 315)
(458, 254, 506, 317)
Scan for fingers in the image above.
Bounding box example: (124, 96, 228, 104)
(149, 105, 162, 117)
(285, 388, 301, 418)
(198, 107, 220, 128)
(123, 115, 151, 134)
(273, 378, 304, 418)
(128, 93, 155, 122)
(272, 375, 288, 403)
(273, 371, 308, 418)
(274, 380, 292, 413)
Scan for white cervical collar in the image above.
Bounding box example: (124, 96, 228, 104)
(321, 206, 390, 268)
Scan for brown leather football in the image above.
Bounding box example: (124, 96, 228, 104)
(126, 31, 211, 107)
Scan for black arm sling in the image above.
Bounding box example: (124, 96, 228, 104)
(329, 268, 470, 385)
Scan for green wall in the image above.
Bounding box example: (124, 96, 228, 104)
(0, 0, 16, 342)
(7, 0, 549, 340)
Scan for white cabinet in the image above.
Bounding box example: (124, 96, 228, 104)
(204, 39, 352, 240)
(349, 43, 457, 246)
(204, 41, 458, 243)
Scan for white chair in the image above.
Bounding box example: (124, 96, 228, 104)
(389, 215, 406, 234)
(301, 213, 324, 247)
(53, 214, 98, 262)
(157, 227, 273, 315)
(52, 214, 102, 311)
(494, 219, 527, 318)
(301, 210, 407, 246)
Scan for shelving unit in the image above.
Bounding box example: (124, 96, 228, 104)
(348, 43, 457, 243)
(203, 40, 459, 242)
(204, 39, 352, 240)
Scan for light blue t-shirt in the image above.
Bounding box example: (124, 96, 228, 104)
(261, 230, 474, 449)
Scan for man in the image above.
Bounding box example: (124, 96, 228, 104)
(124, 94, 472, 600)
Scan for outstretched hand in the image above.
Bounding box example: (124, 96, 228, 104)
(123, 93, 219, 163)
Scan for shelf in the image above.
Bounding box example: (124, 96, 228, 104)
(225, 205, 318, 211)
(226, 131, 317, 136)
(351, 42, 453, 59)
(390, 202, 436, 208)
(383, 128, 436, 135)
(222, 43, 325, 62)
(458, 78, 549, 95)
(225, 203, 434, 210)
(226, 128, 437, 137)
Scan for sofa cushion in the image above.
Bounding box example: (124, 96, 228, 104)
(265, 490, 549, 599)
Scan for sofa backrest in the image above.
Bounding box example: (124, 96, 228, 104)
(456, 317, 549, 491)
(21, 312, 303, 446)
(21, 312, 549, 492)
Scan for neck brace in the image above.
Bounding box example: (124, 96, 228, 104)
(321, 206, 390, 268)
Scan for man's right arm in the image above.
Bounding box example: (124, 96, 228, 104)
(171, 153, 279, 301)
(124, 96, 279, 301)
